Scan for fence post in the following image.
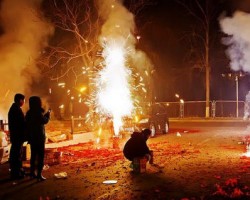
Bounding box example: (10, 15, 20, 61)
(180, 102, 184, 118)
(0, 120, 3, 130)
(212, 101, 216, 118)
(71, 116, 74, 134)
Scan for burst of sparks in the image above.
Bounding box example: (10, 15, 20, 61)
(96, 41, 133, 136)
(243, 144, 250, 157)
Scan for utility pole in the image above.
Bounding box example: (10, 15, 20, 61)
(235, 75, 239, 118)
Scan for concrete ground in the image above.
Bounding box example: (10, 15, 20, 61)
(1, 120, 250, 200)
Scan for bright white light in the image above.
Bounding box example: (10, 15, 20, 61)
(58, 82, 65, 88)
(243, 144, 250, 157)
(243, 151, 250, 157)
(96, 41, 133, 135)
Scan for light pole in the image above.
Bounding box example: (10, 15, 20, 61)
(235, 75, 239, 118)
(175, 93, 184, 118)
(222, 72, 244, 118)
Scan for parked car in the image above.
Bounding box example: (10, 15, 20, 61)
(135, 112, 169, 137)
(109, 103, 170, 137)
(0, 131, 10, 164)
(135, 103, 169, 137)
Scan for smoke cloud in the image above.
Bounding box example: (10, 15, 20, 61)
(97, 0, 153, 91)
(0, 0, 54, 119)
(219, 11, 250, 72)
(97, 0, 153, 69)
(97, 0, 135, 45)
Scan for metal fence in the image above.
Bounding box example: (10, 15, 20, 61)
(69, 100, 246, 134)
(156, 100, 246, 118)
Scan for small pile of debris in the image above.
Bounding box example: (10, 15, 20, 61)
(46, 131, 73, 143)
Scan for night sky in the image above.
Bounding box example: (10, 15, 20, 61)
(28, 0, 250, 104)
(129, 0, 250, 101)
(37, 0, 250, 103)
(1, 0, 250, 113)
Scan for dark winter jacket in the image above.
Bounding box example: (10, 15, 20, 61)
(25, 96, 50, 144)
(123, 132, 150, 161)
(8, 103, 25, 143)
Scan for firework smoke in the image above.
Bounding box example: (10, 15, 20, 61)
(0, 0, 53, 118)
(220, 11, 250, 72)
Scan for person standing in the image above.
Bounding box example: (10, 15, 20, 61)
(25, 96, 50, 181)
(8, 93, 26, 180)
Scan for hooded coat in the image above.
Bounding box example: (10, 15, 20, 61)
(123, 132, 150, 161)
(25, 96, 50, 143)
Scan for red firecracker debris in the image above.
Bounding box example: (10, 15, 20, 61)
(211, 178, 250, 198)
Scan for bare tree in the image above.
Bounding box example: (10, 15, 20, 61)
(40, 0, 154, 83)
(38, 0, 155, 121)
(40, 0, 101, 85)
(178, 0, 225, 117)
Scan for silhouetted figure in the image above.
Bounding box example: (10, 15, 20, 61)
(123, 129, 153, 164)
(25, 96, 50, 181)
(8, 93, 26, 180)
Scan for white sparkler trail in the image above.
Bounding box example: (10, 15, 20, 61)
(96, 41, 133, 136)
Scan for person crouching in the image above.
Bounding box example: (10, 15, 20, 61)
(123, 129, 153, 170)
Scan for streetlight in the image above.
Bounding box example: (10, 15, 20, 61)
(235, 75, 239, 118)
(175, 93, 184, 118)
(136, 35, 141, 42)
(221, 72, 244, 118)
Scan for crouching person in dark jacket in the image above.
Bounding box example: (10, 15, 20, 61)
(25, 96, 50, 181)
(123, 129, 153, 166)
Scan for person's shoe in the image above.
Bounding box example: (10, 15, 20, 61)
(29, 172, 37, 179)
(37, 175, 46, 181)
(18, 174, 25, 179)
(20, 168, 26, 176)
(10, 173, 18, 180)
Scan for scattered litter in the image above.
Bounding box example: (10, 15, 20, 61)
(102, 180, 117, 184)
(45, 150, 62, 165)
(147, 165, 161, 173)
(214, 175, 221, 179)
(43, 164, 50, 170)
(12, 181, 17, 186)
(76, 168, 80, 174)
(176, 132, 182, 137)
(151, 163, 164, 169)
(63, 152, 74, 156)
(54, 172, 67, 179)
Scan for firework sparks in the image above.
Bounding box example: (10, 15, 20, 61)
(96, 41, 133, 136)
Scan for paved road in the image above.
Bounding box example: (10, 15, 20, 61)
(1, 121, 250, 200)
(170, 118, 250, 128)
